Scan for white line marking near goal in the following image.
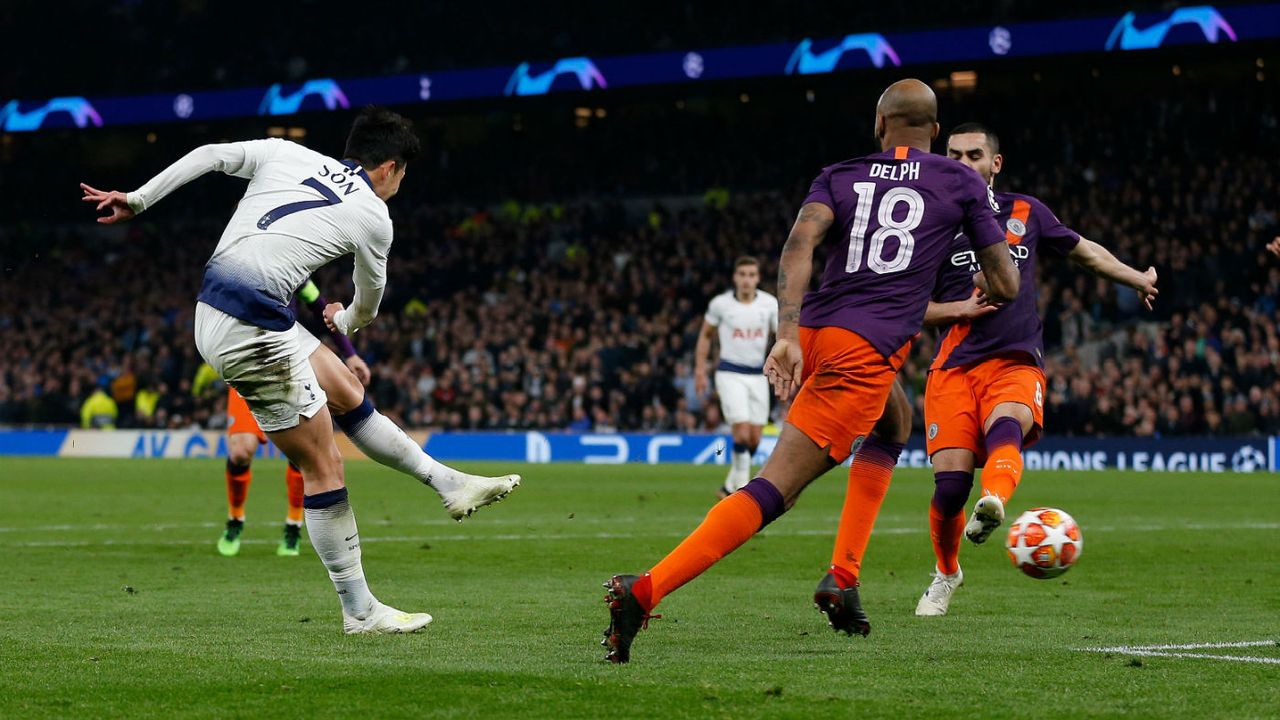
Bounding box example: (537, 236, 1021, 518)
(1083, 641, 1280, 665)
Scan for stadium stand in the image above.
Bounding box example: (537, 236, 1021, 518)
(1, 38, 1275, 440)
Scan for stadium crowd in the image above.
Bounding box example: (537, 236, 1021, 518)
(2, 64, 1276, 438)
(2, 154, 1277, 437)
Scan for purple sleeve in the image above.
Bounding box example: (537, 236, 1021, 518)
(304, 294, 358, 359)
(955, 166, 1005, 250)
(1030, 198, 1081, 256)
(802, 168, 834, 210)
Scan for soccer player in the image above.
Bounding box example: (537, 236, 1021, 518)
(914, 123, 1158, 616)
(217, 278, 371, 558)
(81, 107, 520, 634)
(600, 79, 1020, 662)
(694, 257, 778, 496)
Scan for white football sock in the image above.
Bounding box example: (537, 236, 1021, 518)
(337, 404, 468, 496)
(304, 489, 376, 619)
(732, 449, 753, 491)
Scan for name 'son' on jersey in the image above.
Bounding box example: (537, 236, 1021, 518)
(315, 163, 365, 196)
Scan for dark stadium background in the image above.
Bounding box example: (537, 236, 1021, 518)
(1, 1, 1277, 444)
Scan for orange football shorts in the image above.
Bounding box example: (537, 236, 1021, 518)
(786, 326, 910, 463)
(924, 355, 1045, 459)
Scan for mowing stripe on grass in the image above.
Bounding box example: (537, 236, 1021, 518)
(9, 522, 1280, 548)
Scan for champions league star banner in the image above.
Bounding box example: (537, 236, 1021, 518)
(3, 3, 1277, 132)
(0, 430, 1275, 472)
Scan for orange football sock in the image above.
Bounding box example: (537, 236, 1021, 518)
(639, 478, 785, 610)
(929, 505, 966, 575)
(285, 463, 305, 524)
(829, 436, 902, 588)
(981, 417, 1025, 504)
(930, 471, 973, 575)
(226, 460, 251, 520)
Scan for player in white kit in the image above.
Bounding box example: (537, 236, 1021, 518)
(80, 108, 520, 634)
(695, 257, 779, 496)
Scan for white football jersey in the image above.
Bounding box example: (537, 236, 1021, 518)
(704, 290, 778, 370)
(128, 138, 391, 332)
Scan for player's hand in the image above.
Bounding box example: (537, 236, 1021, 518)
(323, 302, 344, 334)
(1136, 266, 1159, 311)
(694, 367, 708, 397)
(959, 288, 1001, 320)
(1267, 237, 1280, 258)
(764, 339, 803, 401)
(345, 355, 371, 386)
(80, 184, 135, 224)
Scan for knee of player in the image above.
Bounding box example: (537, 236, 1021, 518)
(226, 438, 257, 466)
(328, 378, 365, 414)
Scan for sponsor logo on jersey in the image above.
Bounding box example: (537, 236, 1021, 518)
(732, 327, 767, 340)
(950, 244, 1030, 270)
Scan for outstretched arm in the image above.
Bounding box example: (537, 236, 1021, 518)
(764, 202, 833, 400)
(1068, 237, 1158, 310)
(923, 289, 999, 327)
(81, 140, 276, 223)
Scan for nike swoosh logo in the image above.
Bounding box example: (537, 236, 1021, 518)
(345, 533, 358, 541)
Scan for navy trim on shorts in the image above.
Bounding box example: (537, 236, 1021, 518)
(716, 360, 764, 374)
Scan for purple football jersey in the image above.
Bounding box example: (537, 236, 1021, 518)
(799, 146, 1006, 358)
(930, 191, 1080, 370)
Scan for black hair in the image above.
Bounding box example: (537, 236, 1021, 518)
(948, 122, 1000, 154)
(343, 106, 421, 169)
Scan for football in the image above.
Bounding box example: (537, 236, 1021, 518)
(1006, 507, 1083, 579)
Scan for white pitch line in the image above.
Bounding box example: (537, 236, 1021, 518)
(1094, 641, 1279, 651)
(1082, 641, 1280, 665)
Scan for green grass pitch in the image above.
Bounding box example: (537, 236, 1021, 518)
(2, 458, 1278, 718)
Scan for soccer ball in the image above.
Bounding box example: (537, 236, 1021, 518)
(1005, 507, 1083, 579)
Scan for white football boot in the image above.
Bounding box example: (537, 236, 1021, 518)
(914, 566, 964, 617)
(343, 602, 433, 635)
(439, 473, 521, 521)
(964, 494, 1005, 544)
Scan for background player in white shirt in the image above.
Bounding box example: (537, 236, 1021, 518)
(695, 257, 778, 496)
(80, 107, 519, 634)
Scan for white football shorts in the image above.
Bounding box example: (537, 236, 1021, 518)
(194, 301, 325, 432)
(714, 370, 770, 426)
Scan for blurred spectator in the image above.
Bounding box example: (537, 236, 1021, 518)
(80, 385, 118, 429)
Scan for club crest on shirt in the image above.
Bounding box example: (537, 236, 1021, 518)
(1006, 218, 1027, 237)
